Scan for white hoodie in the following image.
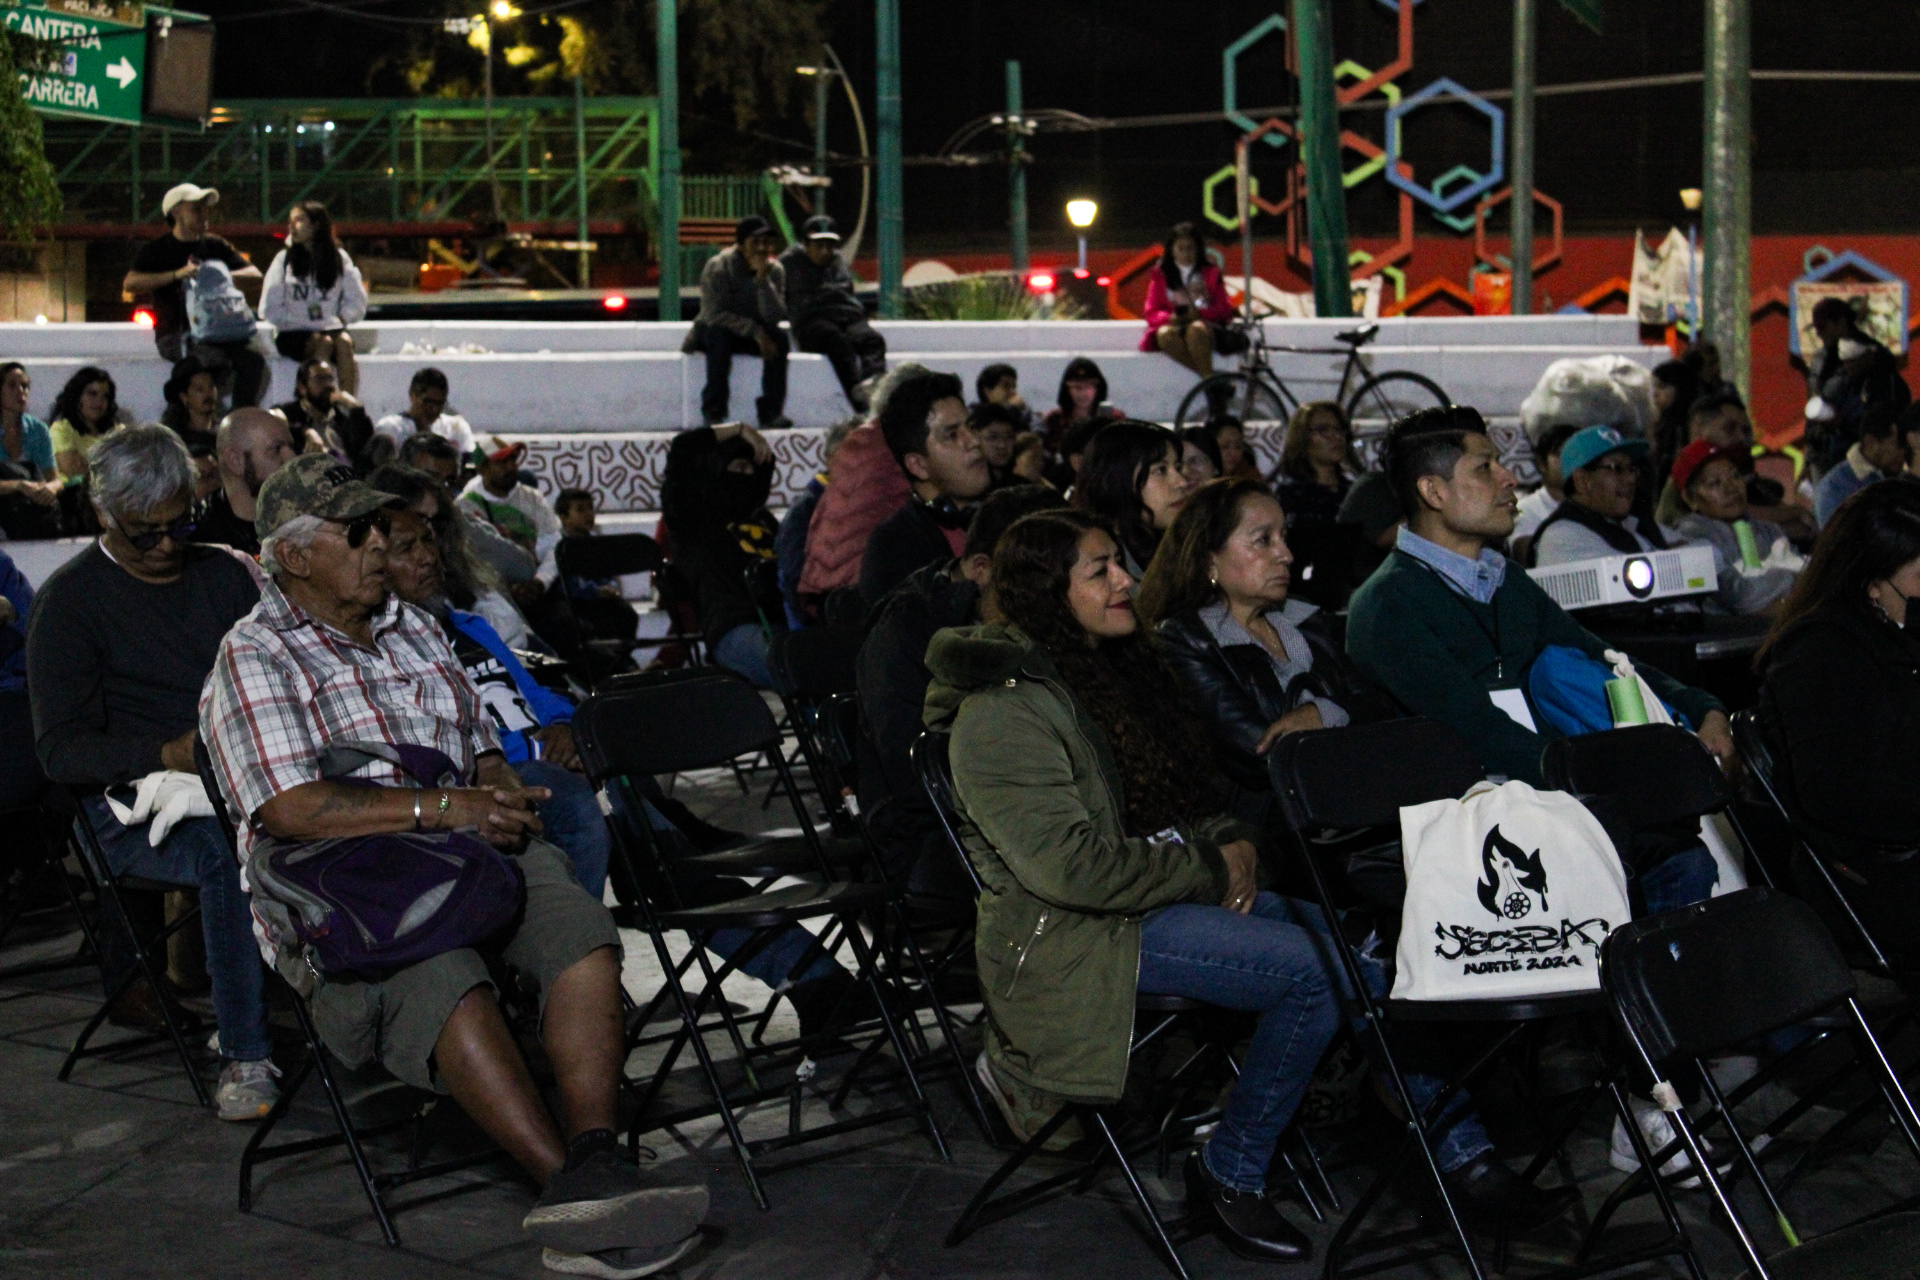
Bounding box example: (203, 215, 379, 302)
(261, 246, 368, 333)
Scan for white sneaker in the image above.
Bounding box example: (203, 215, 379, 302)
(215, 1058, 281, 1122)
(1610, 1097, 1730, 1188)
(542, 1234, 700, 1278)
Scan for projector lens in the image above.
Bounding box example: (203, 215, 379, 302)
(1623, 555, 1655, 598)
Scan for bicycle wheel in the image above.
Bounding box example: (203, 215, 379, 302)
(1345, 371, 1450, 437)
(1175, 372, 1296, 431)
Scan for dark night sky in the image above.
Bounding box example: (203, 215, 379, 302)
(187, 0, 1920, 249)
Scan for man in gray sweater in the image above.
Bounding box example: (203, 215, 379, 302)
(27, 426, 279, 1121)
(681, 216, 791, 428)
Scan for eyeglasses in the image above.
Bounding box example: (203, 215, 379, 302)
(120, 517, 199, 550)
(327, 509, 392, 548)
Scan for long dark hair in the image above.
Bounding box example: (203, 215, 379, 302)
(287, 200, 343, 291)
(1074, 418, 1180, 570)
(1135, 476, 1275, 629)
(1758, 479, 1920, 668)
(1159, 220, 1207, 292)
(50, 366, 117, 436)
(990, 509, 1219, 836)
(1278, 400, 1360, 483)
(368, 463, 499, 609)
(1055, 356, 1110, 418)
(1651, 358, 1700, 481)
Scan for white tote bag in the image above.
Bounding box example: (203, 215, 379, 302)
(1392, 780, 1631, 1002)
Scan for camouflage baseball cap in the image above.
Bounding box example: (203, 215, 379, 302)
(255, 453, 404, 541)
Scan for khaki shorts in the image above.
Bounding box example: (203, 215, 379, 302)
(309, 838, 621, 1093)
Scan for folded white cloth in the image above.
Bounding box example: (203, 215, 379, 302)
(103, 770, 215, 848)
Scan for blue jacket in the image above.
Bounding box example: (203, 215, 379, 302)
(0, 549, 31, 693)
(447, 607, 574, 764)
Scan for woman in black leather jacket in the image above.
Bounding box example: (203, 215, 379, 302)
(1137, 476, 1393, 829)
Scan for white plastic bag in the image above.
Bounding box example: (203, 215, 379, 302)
(1393, 779, 1631, 1002)
(1519, 355, 1656, 445)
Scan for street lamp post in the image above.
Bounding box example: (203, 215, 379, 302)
(1066, 199, 1097, 273)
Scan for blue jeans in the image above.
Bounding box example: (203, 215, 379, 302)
(713, 622, 775, 690)
(1638, 844, 1719, 916)
(519, 759, 610, 901)
(83, 798, 271, 1064)
(619, 791, 841, 991)
(1137, 893, 1345, 1194)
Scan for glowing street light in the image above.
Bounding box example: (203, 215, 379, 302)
(490, 0, 519, 18)
(1066, 198, 1098, 271)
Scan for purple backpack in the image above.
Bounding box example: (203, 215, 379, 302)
(246, 743, 526, 984)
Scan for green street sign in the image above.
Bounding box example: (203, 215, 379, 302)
(4, 0, 148, 126)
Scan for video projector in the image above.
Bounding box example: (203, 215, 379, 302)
(1526, 543, 1716, 612)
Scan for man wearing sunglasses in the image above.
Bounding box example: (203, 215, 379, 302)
(26, 425, 280, 1122)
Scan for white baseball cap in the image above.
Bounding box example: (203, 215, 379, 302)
(161, 183, 219, 218)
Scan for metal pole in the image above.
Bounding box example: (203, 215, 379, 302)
(1292, 0, 1352, 318)
(574, 75, 590, 288)
(1703, 0, 1751, 400)
(656, 0, 682, 321)
(1007, 60, 1027, 278)
(1510, 0, 1535, 315)
(483, 17, 501, 223)
(1237, 140, 1254, 323)
(875, 0, 903, 317)
(813, 70, 830, 188)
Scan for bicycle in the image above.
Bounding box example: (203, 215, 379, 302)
(1173, 314, 1450, 440)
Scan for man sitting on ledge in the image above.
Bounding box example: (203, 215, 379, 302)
(200, 454, 708, 1280)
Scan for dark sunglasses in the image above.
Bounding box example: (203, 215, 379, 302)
(327, 509, 393, 548)
(122, 517, 199, 550)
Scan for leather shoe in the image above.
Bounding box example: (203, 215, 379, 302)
(1185, 1151, 1312, 1262)
(105, 980, 203, 1036)
(1440, 1152, 1578, 1232)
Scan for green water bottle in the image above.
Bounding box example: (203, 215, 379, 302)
(1606, 676, 1649, 726)
(1733, 519, 1763, 569)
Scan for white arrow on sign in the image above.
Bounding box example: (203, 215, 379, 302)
(105, 56, 137, 89)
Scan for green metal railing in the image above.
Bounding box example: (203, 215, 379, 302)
(42, 96, 688, 229)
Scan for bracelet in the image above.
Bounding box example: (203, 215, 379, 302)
(412, 790, 423, 831)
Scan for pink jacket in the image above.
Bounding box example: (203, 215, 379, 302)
(797, 422, 912, 596)
(1140, 263, 1236, 350)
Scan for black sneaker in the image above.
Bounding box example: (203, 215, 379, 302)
(523, 1146, 709, 1255)
(541, 1233, 701, 1278)
(1440, 1151, 1579, 1232)
(1185, 1151, 1312, 1262)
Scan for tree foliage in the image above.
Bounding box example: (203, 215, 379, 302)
(0, 30, 64, 241)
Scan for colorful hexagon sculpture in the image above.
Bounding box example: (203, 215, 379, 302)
(1223, 14, 1292, 148)
(1384, 77, 1505, 214)
(1473, 186, 1564, 274)
(1202, 164, 1261, 231)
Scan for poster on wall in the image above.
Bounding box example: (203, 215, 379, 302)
(1790, 249, 1908, 357)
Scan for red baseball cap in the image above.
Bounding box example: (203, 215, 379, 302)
(485, 436, 527, 464)
(1671, 438, 1746, 494)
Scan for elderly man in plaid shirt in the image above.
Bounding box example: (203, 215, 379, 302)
(199, 454, 707, 1280)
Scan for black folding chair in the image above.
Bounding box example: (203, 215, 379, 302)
(553, 532, 698, 681)
(1601, 886, 1920, 1280)
(0, 793, 98, 981)
(190, 743, 510, 1246)
(1267, 717, 1688, 1280)
(767, 623, 865, 824)
(57, 786, 212, 1108)
(572, 673, 951, 1210)
(916, 728, 1330, 1280)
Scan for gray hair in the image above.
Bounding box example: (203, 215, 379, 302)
(867, 361, 930, 423)
(91, 425, 195, 522)
(259, 513, 325, 576)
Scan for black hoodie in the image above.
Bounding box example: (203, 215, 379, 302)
(660, 427, 781, 640)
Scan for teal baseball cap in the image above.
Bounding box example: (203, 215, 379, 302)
(1559, 425, 1649, 475)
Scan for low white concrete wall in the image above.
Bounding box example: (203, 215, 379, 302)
(3, 315, 1657, 436)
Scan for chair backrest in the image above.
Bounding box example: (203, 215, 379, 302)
(1600, 887, 1854, 1064)
(574, 671, 780, 782)
(1539, 723, 1732, 830)
(192, 738, 244, 855)
(911, 730, 986, 898)
(770, 623, 864, 701)
(817, 692, 862, 787)
(823, 587, 866, 628)
(553, 532, 664, 581)
(1267, 717, 1485, 832)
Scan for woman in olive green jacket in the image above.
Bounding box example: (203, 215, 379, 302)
(924, 508, 1343, 1262)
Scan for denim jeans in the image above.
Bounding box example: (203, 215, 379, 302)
(699, 325, 788, 425)
(1636, 844, 1719, 917)
(518, 759, 610, 901)
(83, 797, 271, 1063)
(1137, 893, 1345, 1194)
(713, 622, 776, 690)
(620, 791, 840, 991)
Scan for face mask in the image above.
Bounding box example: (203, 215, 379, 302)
(1837, 337, 1869, 362)
(1877, 585, 1920, 638)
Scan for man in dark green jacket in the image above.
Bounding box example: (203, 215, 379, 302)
(1347, 406, 1734, 787)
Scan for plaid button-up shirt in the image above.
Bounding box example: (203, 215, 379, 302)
(199, 576, 503, 868)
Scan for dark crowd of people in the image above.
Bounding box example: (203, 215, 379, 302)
(7, 220, 1920, 1274)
